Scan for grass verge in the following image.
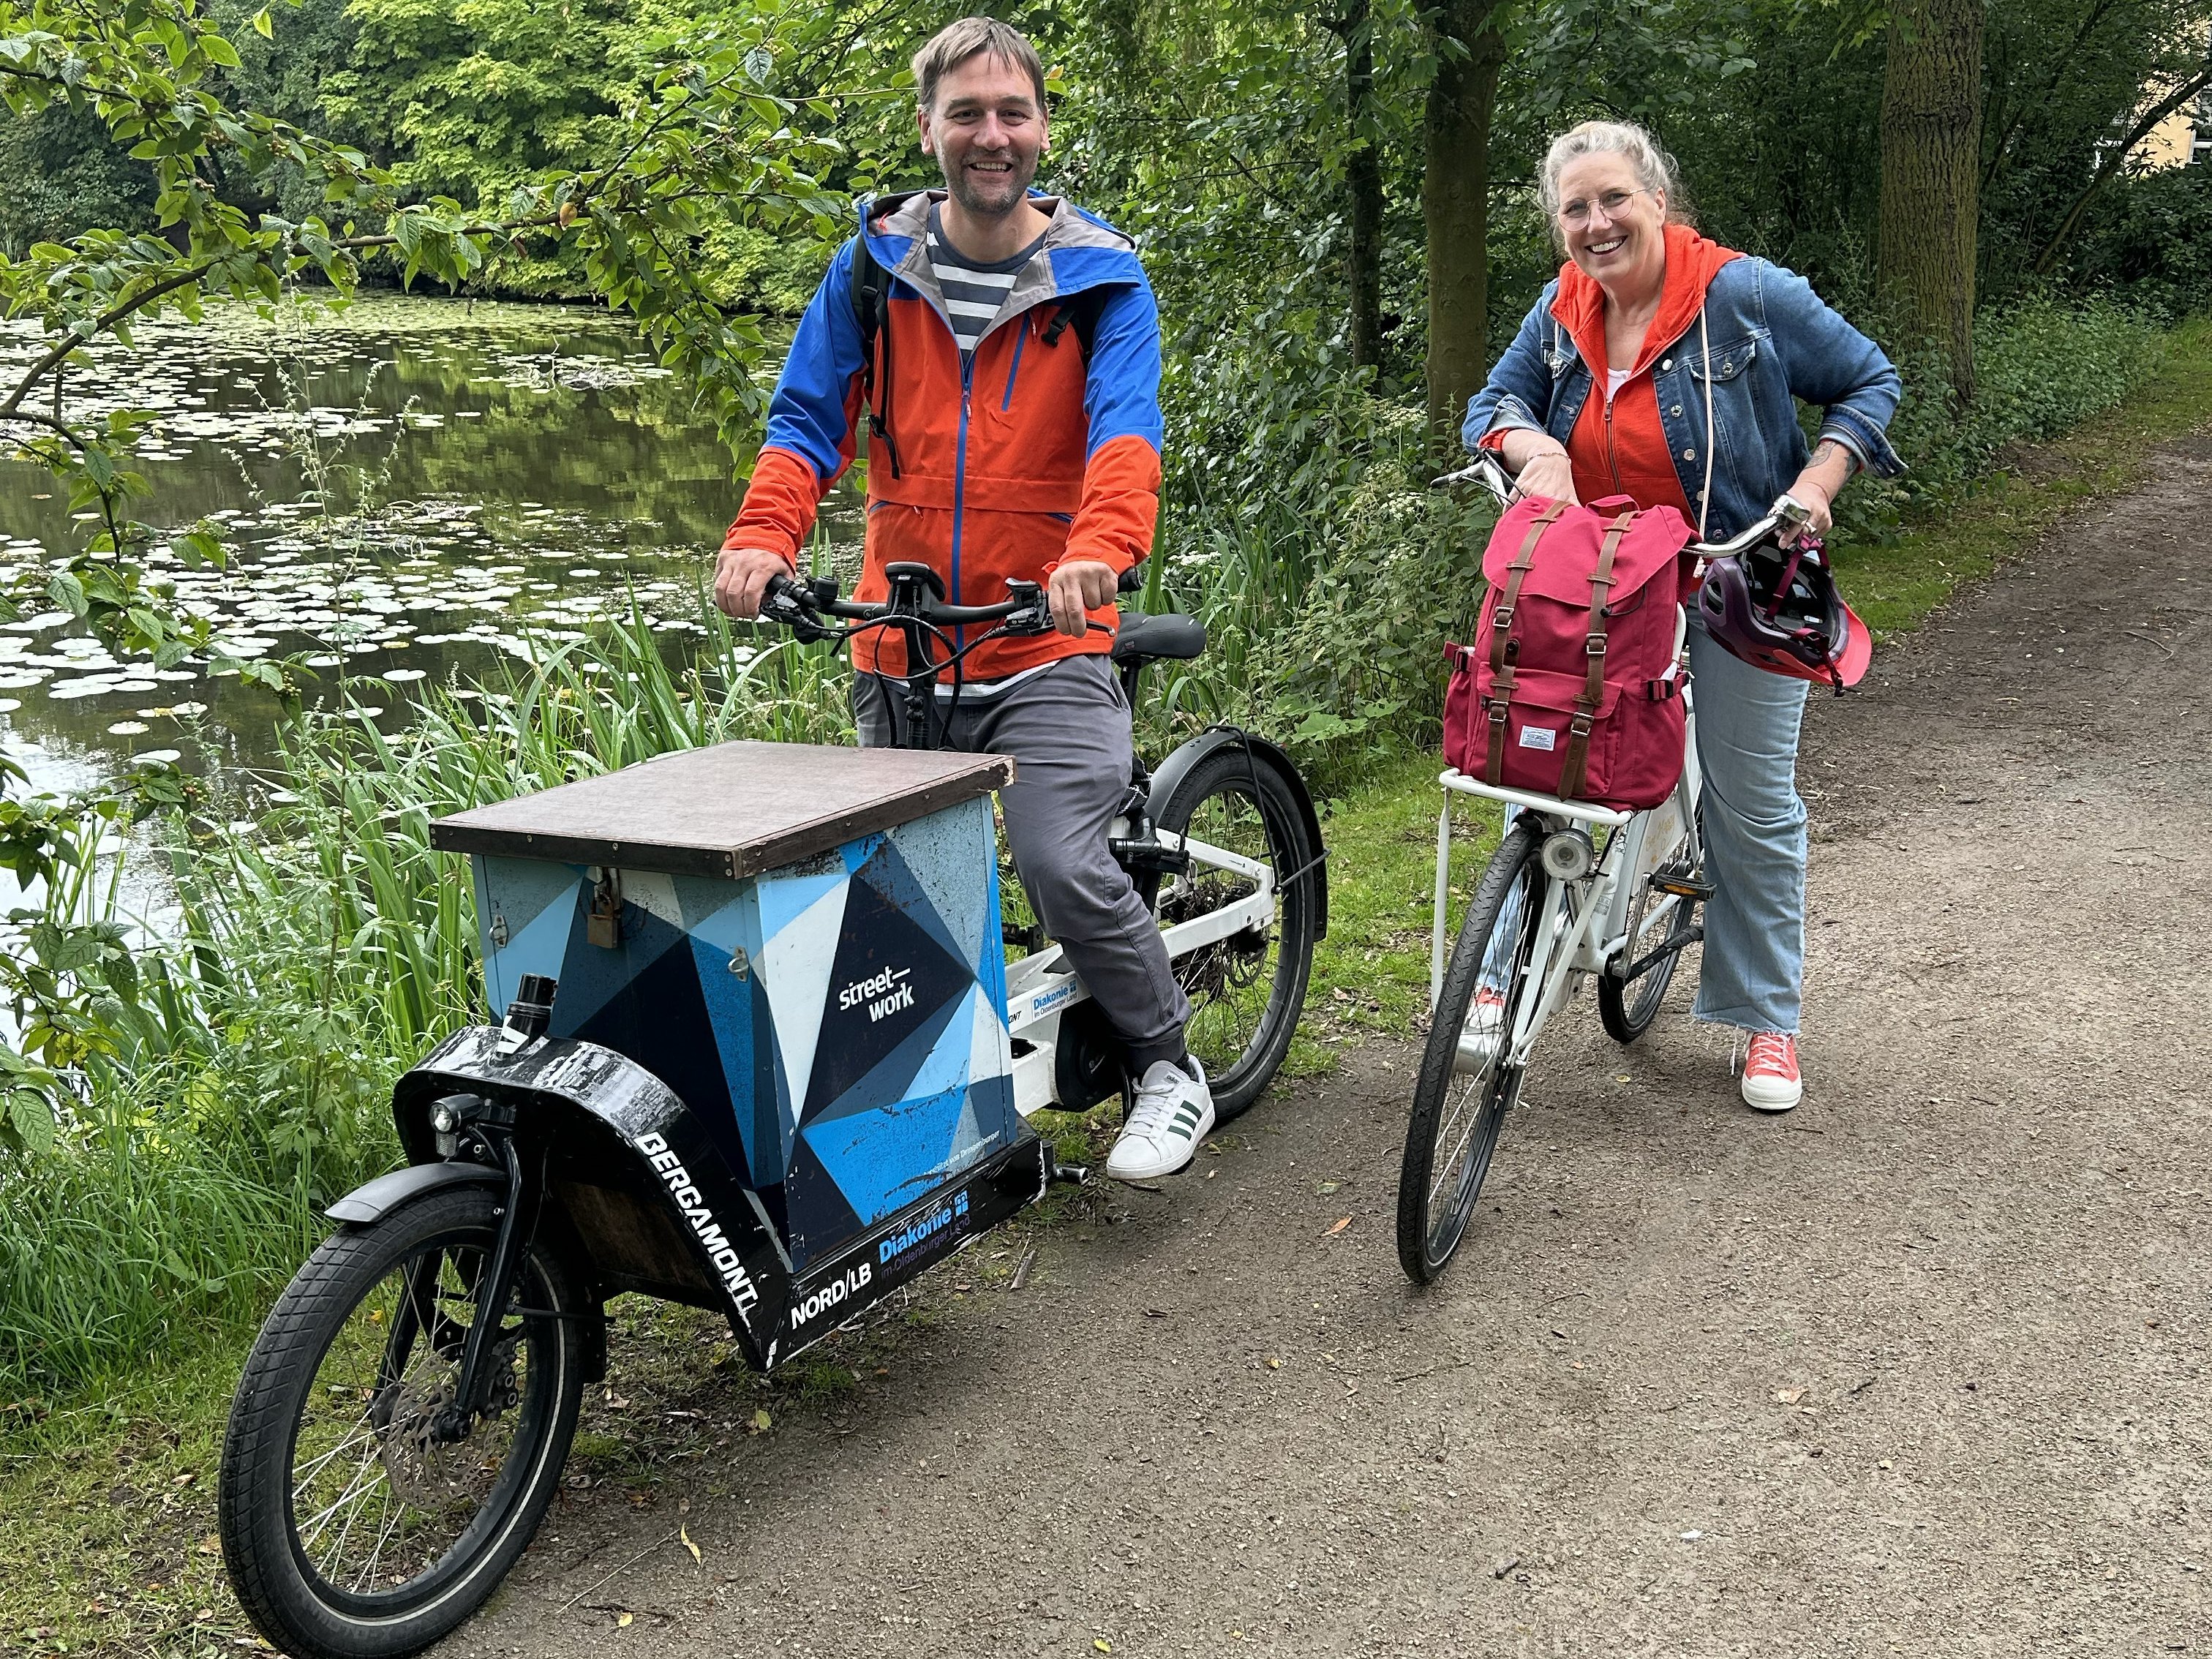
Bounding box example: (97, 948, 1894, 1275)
(7, 315, 2212, 1653)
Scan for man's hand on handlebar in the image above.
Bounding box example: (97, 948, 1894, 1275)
(714, 546, 794, 620)
(1047, 558, 1119, 639)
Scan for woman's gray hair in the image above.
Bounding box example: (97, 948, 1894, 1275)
(1538, 120, 1689, 222)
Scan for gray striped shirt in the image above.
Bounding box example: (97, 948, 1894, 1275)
(928, 203, 1043, 359)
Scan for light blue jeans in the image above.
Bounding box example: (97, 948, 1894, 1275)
(1685, 612, 1808, 1035)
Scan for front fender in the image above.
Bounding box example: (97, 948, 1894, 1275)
(325, 1159, 503, 1225)
(1149, 726, 1328, 938)
(391, 1028, 790, 1367)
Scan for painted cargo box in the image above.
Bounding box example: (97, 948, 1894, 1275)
(433, 741, 1023, 1271)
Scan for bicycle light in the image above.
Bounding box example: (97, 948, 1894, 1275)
(1541, 828, 1596, 881)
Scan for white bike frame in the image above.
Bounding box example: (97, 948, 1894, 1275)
(1428, 658, 1704, 1072)
(1001, 828, 1277, 1117)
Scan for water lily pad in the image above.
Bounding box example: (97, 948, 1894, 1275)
(106, 721, 150, 735)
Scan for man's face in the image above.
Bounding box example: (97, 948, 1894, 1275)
(919, 53, 1046, 218)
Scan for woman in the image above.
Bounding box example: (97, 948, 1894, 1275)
(1463, 118, 1902, 1113)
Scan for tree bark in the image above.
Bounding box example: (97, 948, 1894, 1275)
(1878, 0, 1985, 405)
(1336, 0, 1385, 375)
(1423, 0, 1508, 451)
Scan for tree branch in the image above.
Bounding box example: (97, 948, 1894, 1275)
(2032, 62, 2212, 276)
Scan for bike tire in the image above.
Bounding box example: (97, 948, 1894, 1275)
(1396, 821, 1547, 1284)
(1596, 802, 1699, 1045)
(1146, 743, 1321, 1121)
(219, 1186, 584, 1659)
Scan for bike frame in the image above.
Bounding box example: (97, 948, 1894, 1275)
(1429, 674, 1704, 1071)
(1004, 826, 1279, 1115)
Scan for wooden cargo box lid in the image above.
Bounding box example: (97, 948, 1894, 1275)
(430, 741, 1015, 879)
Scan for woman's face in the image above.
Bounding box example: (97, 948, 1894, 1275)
(1554, 152, 1667, 291)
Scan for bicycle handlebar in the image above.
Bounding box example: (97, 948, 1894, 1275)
(1432, 451, 1816, 561)
(759, 562, 1147, 639)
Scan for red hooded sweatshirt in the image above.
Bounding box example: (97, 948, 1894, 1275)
(1487, 223, 1742, 524)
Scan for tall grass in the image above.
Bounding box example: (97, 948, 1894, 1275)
(0, 599, 851, 1398)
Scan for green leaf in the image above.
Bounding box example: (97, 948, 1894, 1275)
(252, 7, 274, 39)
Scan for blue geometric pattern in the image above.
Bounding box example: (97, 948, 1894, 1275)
(474, 794, 1015, 1269)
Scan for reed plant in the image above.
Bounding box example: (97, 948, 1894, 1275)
(0, 598, 852, 1398)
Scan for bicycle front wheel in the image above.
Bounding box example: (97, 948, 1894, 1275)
(1396, 821, 1548, 1284)
(219, 1186, 584, 1659)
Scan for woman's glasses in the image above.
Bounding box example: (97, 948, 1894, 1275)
(1558, 187, 1645, 227)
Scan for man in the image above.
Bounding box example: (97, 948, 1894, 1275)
(714, 17, 1210, 1181)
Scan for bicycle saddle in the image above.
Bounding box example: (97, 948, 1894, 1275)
(1111, 611, 1206, 663)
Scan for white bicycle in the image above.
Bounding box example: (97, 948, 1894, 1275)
(1395, 456, 1808, 1283)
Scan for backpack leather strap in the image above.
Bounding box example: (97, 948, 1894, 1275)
(1483, 501, 1568, 784)
(1558, 511, 1634, 800)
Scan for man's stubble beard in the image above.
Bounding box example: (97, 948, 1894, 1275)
(942, 151, 1038, 219)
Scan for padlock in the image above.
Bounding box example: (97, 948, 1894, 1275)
(587, 870, 622, 948)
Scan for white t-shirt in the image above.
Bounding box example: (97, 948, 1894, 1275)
(1605, 367, 1633, 407)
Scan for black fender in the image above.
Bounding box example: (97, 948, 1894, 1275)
(326, 1160, 502, 1225)
(390, 1028, 791, 1368)
(1148, 726, 1328, 939)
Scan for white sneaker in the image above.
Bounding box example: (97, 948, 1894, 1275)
(1107, 1058, 1216, 1181)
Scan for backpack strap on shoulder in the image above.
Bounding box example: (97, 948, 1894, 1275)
(1481, 500, 1567, 786)
(849, 231, 902, 479)
(1039, 285, 1113, 359)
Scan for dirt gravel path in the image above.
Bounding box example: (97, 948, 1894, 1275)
(448, 445, 2211, 1658)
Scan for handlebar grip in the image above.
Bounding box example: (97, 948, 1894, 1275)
(1118, 565, 1146, 595)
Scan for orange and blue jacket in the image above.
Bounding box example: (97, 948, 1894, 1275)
(723, 189, 1164, 680)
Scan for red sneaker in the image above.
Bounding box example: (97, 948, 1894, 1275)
(1739, 1032, 1802, 1113)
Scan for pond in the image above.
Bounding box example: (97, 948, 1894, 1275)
(0, 294, 847, 802)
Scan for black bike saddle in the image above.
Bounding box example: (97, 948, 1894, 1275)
(1111, 611, 1206, 663)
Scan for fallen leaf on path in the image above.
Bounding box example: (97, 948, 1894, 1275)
(750, 1407, 772, 1434)
(1265, 1355, 1282, 1370)
(1775, 1388, 1805, 1404)
(682, 1525, 701, 1565)
(617, 1611, 634, 1628)
(1323, 1216, 1352, 1236)
(1095, 1641, 1113, 1653)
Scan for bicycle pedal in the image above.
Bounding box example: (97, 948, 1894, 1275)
(1649, 875, 1714, 900)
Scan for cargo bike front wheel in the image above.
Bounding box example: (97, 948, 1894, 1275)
(219, 1186, 584, 1659)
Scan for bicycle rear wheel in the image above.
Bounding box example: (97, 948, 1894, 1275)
(1146, 745, 1321, 1121)
(1597, 795, 1700, 1044)
(1396, 821, 1547, 1284)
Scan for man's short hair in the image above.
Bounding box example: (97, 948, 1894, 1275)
(911, 17, 1047, 113)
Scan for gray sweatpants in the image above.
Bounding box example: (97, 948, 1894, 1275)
(853, 655, 1190, 1071)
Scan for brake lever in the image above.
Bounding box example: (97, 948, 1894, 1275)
(998, 578, 1054, 636)
(761, 573, 843, 643)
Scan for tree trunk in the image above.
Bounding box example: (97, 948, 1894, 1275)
(1423, 0, 1508, 451)
(1338, 0, 1384, 375)
(1878, 0, 1985, 405)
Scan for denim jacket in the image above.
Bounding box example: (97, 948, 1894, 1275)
(1462, 257, 1905, 541)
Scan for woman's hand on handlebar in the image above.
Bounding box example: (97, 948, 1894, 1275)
(1494, 430, 1579, 506)
(1047, 558, 1119, 639)
(714, 546, 794, 620)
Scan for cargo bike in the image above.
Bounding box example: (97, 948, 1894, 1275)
(218, 563, 1325, 1658)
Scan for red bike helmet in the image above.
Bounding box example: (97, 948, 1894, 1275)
(1696, 538, 1871, 693)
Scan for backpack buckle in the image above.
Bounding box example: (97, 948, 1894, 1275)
(1492, 606, 1513, 629)
(1585, 634, 1608, 656)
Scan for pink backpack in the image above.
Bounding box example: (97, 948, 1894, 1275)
(1442, 494, 1693, 810)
